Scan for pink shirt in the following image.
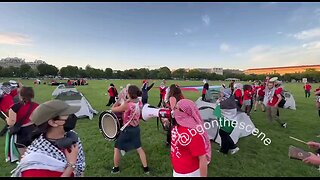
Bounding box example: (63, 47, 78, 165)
(123, 101, 143, 127)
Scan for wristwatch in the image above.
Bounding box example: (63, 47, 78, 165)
(67, 162, 76, 169)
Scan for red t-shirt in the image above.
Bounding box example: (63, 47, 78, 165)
(170, 126, 206, 174)
(243, 90, 253, 100)
(21, 169, 74, 177)
(160, 86, 167, 98)
(258, 85, 265, 96)
(267, 88, 282, 106)
(12, 102, 39, 125)
(202, 88, 207, 95)
(304, 84, 312, 91)
(10, 89, 18, 98)
(108, 87, 115, 97)
(234, 89, 243, 105)
(0, 94, 14, 113)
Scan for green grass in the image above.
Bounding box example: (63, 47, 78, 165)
(0, 79, 320, 177)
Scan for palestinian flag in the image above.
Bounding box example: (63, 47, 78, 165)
(4, 131, 20, 163)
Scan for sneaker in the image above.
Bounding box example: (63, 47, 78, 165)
(143, 166, 150, 174)
(111, 167, 120, 174)
(282, 123, 287, 128)
(230, 147, 240, 155)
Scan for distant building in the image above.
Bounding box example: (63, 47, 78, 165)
(223, 69, 244, 75)
(0, 57, 46, 69)
(244, 65, 320, 75)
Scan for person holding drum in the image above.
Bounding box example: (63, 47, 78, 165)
(171, 99, 211, 177)
(111, 85, 149, 174)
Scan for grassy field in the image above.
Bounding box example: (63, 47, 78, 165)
(0, 79, 320, 177)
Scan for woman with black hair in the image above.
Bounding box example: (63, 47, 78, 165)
(111, 85, 149, 174)
(6, 87, 39, 158)
(202, 83, 209, 101)
(11, 100, 85, 177)
(106, 83, 118, 106)
(163, 84, 185, 146)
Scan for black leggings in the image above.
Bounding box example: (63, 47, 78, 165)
(158, 95, 163, 107)
(219, 129, 237, 154)
(106, 96, 116, 106)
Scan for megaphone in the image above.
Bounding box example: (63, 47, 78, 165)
(142, 104, 172, 121)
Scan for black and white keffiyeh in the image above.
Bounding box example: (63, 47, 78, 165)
(11, 131, 85, 177)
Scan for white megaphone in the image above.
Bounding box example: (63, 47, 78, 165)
(142, 104, 172, 121)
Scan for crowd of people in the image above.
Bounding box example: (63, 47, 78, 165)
(1, 77, 320, 177)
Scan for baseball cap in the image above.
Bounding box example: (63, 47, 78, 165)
(30, 100, 80, 126)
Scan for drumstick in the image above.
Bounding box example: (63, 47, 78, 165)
(1, 111, 8, 119)
(289, 136, 307, 144)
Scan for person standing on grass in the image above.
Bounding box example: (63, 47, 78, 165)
(254, 81, 266, 112)
(106, 83, 118, 106)
(141, 80, 155, 105)
(233, 83, 243, 110)
(164, 84, 185, 146)
(202, 82, 209, 101)
(6, 87, 39, 159)
(11, 100, 85, 177)
(216, 88, 239, 155)
(315, 86, 320, 117)
(157, 80, 167, 107)
(304, 82, 312, 98)
(171, 99, 211, 177)
(265, 81, 287, 128)
(242, 85, 253, 116)
(229, 80, 235, 94)
(111, 85, 149, 174)
(0, 82, 15, 136)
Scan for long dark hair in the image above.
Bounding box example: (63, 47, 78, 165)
(20, 87, 34, 103)
(30, 122, 51, 141)
(168, 84, 184, 102)
(128, 85, 142, 99)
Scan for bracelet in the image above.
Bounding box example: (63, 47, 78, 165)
(67, 162, 76, 169)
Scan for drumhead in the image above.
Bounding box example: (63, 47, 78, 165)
(99, 111, 120, 141)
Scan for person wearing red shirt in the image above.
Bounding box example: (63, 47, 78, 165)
(106, 83, 118, 106)
(202, 82, 209, 102)
(315, 86, 320, 117)
(243, 85, 253, 116)
(6, 87, 39, 157)
(233, 83, 243, 109)
(158, 80, 167, 107)
(254, 82, 266, 112)
(111, 85, 149, 174)
(265, 81, 287, 128)
(161, 84, 185, 146)
(171, 99, 211, 177)
(0, 83, 15, 136)
(11, 100, 85, 177)
(304, 82, 312, 98)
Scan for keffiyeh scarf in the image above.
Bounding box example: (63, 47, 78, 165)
(11, 132, 85, 177)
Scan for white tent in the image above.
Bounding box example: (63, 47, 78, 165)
(195, 97, 255, 145)
(52, 84, 78, 96)
(53, 88, 98, 120)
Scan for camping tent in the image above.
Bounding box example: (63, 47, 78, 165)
(52, 84, 78, 96)
(53, 88, 98, 120)
(195, 97, 255, 145)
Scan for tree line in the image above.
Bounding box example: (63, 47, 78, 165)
(0, 63, 319, 82)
